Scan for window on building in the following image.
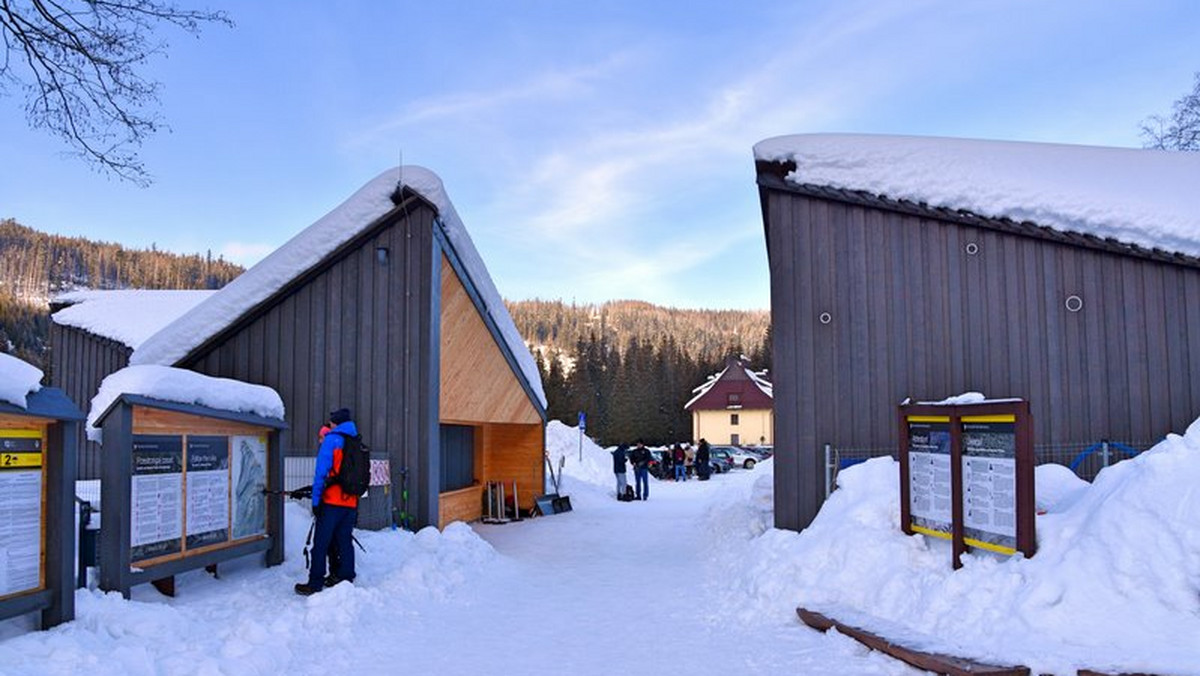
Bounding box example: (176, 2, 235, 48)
(731, 413, 740, 425)
(439, 424, 476, 492)
(731, 433, 740, 445)
(727, 393, 741, 406)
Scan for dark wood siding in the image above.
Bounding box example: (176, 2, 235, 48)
(765, 187, 1200, 532)
(49, 323, 131, 479)
(180, 202, 440, 528)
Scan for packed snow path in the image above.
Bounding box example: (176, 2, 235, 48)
(0, 474, 918, 675)
(461, 480, 919, 675)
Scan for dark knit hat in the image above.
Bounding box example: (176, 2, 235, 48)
(329, 408, 352, 425)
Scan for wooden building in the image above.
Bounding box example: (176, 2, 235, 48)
(52, 167, 547, 530)
(755, 134, 1200, 532)
(684, 355, 773, 446)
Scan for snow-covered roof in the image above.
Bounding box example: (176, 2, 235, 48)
(0, 352, 43, 409)
(684, 359, 773, 410)
(754, 134, 1200, 258)
(130, 166, 545, 409)
(87, 365, 285, 442)
(52, 290, 216, 349)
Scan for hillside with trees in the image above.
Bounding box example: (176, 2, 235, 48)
(0, 222, 769, 445)
(0, 218, 242, 366)
(510, 299, 771, 445)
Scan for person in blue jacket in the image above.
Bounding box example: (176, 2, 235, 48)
(295, 407, 359, 595)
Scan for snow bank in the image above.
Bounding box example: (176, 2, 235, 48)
(0, 502, 499, 673)
(88, 365, 285, 442)
(754, 134, 1200, 258)
(1033, 463, 1089, 513)
(715, 430, 1200, 675)
(0, 352, 43, 409)
(52, 290, 215, 349)
(542, 420, 626, 508)
(130, 167, 545, 409)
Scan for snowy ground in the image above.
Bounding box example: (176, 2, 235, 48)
(2, 420, 1197, 675)
(0, 437, 916, 675)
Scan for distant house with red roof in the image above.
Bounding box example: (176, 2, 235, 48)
(684, 356, 773, 446)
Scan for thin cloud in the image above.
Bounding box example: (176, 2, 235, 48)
(351, 51, 638, 147)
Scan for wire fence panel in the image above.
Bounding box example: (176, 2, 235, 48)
(824, 439, 1159, 497)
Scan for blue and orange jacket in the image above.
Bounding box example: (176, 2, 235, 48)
(311, 420, 359, 509)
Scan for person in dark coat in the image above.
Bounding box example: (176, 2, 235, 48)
(295, 407, 359, 595)
(630, 441, 652, 500)
(612, 443, 630, 500)
(696, 439, 712, 481)
(660, 445, 674, 480)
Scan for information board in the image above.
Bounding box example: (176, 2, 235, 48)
(961, 416, 1018, 554)
(131, 435, 184, 562)
(185, 436, 230, 549)
(0, 431, 43, 598)
(230, 435, 267, 539)
(906, 417, 953, 539)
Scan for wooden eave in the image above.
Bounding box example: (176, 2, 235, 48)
(755, 158, 1200, 270)
(92, 393, 288, 431)
(433, 221, 547, 422)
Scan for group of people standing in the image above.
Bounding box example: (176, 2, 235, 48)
(611, 438, 713, 500)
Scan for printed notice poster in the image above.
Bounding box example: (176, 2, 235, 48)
(961, 418, 1018, 553)
(131, 435, 184, 562)
(186, 436, 230, 550)
(230, 435, 268, 539)
(0, 431, 43, 597)
(907, 418, 953, 538)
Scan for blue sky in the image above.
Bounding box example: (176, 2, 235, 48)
(2, 1, 1197, 310)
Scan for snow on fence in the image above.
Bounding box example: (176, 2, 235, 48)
(825, 439, 1154, 497)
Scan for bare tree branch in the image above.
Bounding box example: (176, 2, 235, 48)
(1141, 71, 1200, 152)
(0, 0, 232, 184)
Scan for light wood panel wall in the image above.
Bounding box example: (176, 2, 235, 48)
(481, 422, 543, 511)
(439, 257, 540, 425)
(438, 484, 484, 526)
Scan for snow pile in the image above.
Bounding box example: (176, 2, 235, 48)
(1033, 463, 1089, 513)
(0, 352, 42, 409)
(1, 502, 499, 673)
(754, 134, 1200, 258)
(544, 420, 621, 507)
(87, 365, 285, 441)
(716, 429, 1200, 675)
(130, 167, 545, 409)
(916, 391, 987, 406)
(52, 290, 215, 349)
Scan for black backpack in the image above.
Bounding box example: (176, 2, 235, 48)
(329, 432, 370, 498)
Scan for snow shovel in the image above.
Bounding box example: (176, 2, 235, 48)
(536, 453, 572, 515)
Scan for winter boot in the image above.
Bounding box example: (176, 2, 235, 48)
(294, 582, 321, 596)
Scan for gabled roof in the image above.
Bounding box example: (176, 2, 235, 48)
(127, 167, 545, 411)
(51, 290, 216, 350)
(684, 356, 773, 411)
(754, 134, 1200, 260)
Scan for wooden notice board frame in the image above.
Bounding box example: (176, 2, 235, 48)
(96, 395, 288, 598)
(0, 387, 83, 630)
(899, 400, 1035, 569)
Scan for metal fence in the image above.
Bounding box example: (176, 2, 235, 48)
(284, 451, 396, 530)
(823, 439, 1159, 498)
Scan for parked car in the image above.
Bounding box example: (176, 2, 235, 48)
(708, 448, 735, 473)
(711, 445, 761, 469)
(748, 445, 773, 460)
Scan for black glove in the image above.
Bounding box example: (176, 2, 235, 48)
(312, 503, 323, 518)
